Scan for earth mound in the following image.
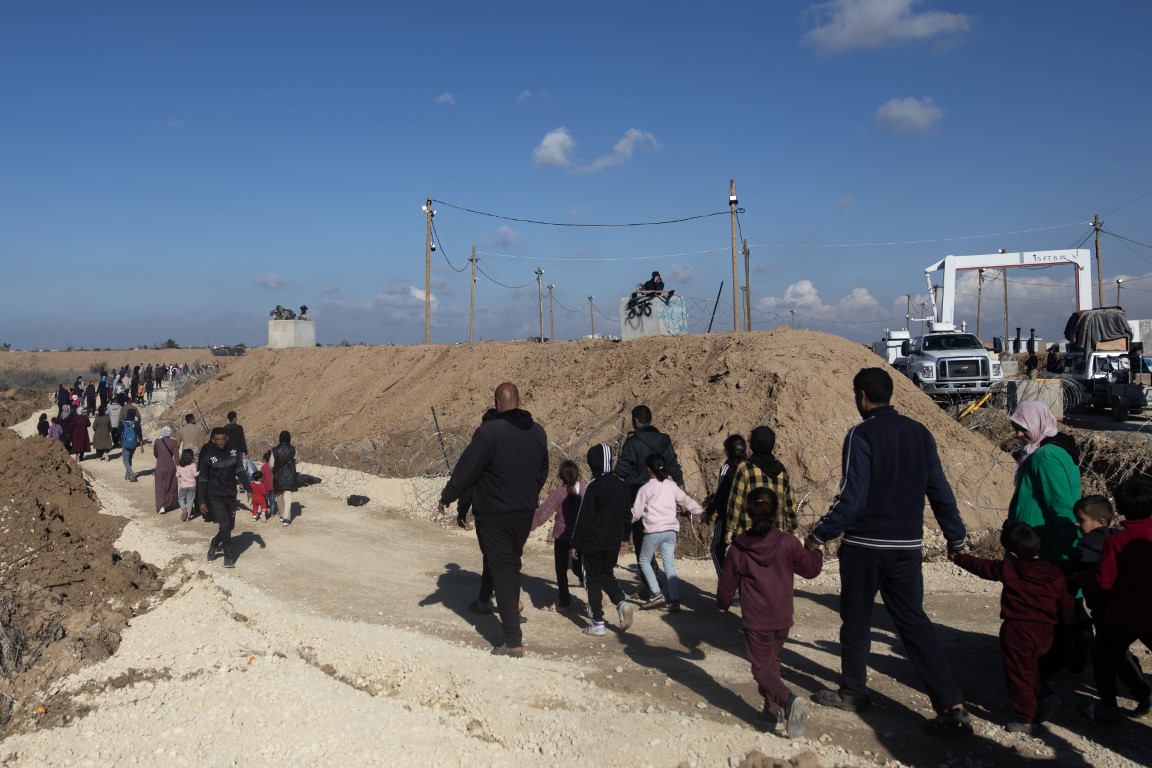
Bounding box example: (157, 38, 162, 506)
(171, 329, 1018, 532)
(0, 430, 160, 736)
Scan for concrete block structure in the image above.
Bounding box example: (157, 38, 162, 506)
(618, 295, 688, 342)
(267, 320, 316, 349)
(1007, 378, 1065, 420)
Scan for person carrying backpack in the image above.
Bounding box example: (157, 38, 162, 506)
(120, 406, 142, 482)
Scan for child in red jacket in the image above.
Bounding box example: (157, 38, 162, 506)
(717, 487, 823, 738)
(1075, 477, 1152, 722)
(951, 522, 1074, 734)
(250, 470, 269, 521)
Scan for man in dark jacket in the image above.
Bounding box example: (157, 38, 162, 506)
(223, 411, 249, 476)
(439, 382, 548, 657)
(197, 427, 252, 569)
(569, 443, 635, 635)
(614, 405, 683, 597)
(807, 367, 973, 739)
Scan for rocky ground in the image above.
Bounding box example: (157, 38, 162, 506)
(1, 336, 1150, 767)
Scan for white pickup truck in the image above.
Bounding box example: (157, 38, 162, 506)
(900, 323, 1002, 401)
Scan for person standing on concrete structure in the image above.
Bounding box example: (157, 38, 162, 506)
(807, 367, 973, 739)
(438, 382, 549, 658)
(197, 427, 252, 569)
(614, 405, 683, 599)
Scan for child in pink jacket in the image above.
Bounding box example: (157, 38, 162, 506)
(631, 454, 703, 612)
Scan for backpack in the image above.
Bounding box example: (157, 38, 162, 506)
(121, 420, 139, 450)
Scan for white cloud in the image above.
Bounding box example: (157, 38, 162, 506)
(533, 127, 576, 167)
(434, 92, 456, 106)
(409, 286, 437, 303)
(875, 96, 944, 135)
(321, 285, 341, 295)
(533, 127, 661, 173)
(491, 226, 520, 248)
(257, 273, 286, 289)
(665, 264, 694, 284)
(516, 90, 533, 104)
(579, 129, 662, 174)
(803, 0, 973, 53)
(757, 280, 883, 323)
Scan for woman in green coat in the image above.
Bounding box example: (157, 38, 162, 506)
(1007, 400, 1082, 563)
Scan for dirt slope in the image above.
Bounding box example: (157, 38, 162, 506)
(170, 329, 1016, 531)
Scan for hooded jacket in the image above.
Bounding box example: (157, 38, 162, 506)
(952, 552, 1073, 624)
(614, 425, 684, 492)
(440, 408, 548, 520)
(631, 477, 703, 533)
(717, 529, 823, 630)
(569, 443, 630, 551)
(726, 427, 798, 534)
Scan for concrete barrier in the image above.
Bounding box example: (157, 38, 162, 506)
(618, 295, 687, 342)
(268, 320, 316, 349)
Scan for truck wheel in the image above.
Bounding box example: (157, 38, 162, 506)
(1112, 405, 1129, 422)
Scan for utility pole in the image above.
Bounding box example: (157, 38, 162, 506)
(905, 294, 912, 330)
(742, 239, 752, 332)
(423, 197, 434, 344)
(535, 267, 544, 342)
(921, 303, 927, 338)
(1094, 213, 1104, 308)
(547, 284, 555, 341)
(1117, 279, 1123, 306)
(469, 245, 477, 345)
(790, 309, 796, 329)
(729, 179, 740, 333)
(976, 269, 985, 340)
(588, 296, 595, 337)
(1003, 268, 1010, 351)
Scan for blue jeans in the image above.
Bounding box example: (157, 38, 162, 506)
(122, 447, 135, 479)
(639, 530, 679, 602)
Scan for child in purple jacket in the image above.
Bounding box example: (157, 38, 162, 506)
(718, 487, 823, 738)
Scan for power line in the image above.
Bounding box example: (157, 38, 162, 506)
(1102, 229, 1152, 250)
(431, 220, 468, 272)
(432, 199, 739, 228)
(749, 221, 1086, 250)
(1104, 187, 1152, 218)
(552, 294, 586, 313)
(475, 247, 727, 263)
(475, 263, 533, 289)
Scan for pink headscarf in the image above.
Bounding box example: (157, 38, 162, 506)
(1010, 400, 1059, 459)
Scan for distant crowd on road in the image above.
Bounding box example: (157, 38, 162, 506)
(436, 370, 1152, 743)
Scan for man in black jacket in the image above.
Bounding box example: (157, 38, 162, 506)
(439, 382, 548, 657)
(614, 405, 684, 597)
(806, 367, 972, 738)
(197, 427, 252, 569)
(223, 411, 249, 478)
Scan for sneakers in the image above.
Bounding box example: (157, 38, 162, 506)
(812, 689, 872, 713)
(206, 545, 217, 562)
(923, 706, 974, 739)
(1132, 694, 1152, 718)
(281, 518, 290, 526)
(660, 601, 681, 613)
(783, 693, 808, 739)
(252, 513, 261, 522)
(583, 623, 606, 636)
(1006, 721, 1038, 735)
(617, 601, 636, 631)
(223, 558, 236, 569)
(639, 594, 666, 610)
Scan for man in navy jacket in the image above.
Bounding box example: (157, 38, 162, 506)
(807, 367, 973, 739)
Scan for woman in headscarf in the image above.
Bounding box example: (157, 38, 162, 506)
(70, 407, 92, 461)
(91, 406, 113, 460)
(152, 425, 180, 513)
(704, 433, 747, 576)
(1007, 400, 1081, 564)
(271, 431, 299, 526)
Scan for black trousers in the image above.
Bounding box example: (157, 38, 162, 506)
(475, 516, 531, 648)
(710, 514, 730, 577)
(207, 497, 237, 559)
(1091, 623, 1152, 708)
(838, 545, 964, 713)
(580, 548, 626, 623)
(474, 525, 493, 603)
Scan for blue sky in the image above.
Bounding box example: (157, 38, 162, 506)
(4, 1, 1152, 350)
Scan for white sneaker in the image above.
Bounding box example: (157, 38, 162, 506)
(617, 601, 635, 631)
